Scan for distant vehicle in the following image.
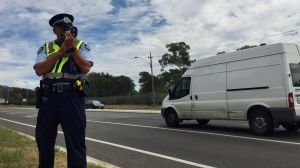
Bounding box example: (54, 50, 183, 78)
(85, 100, 104, 109)
(0, 98, 5, 104)
(161, 43, 300, 135)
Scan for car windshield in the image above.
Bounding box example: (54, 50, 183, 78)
(290, 63, 300, 87)
(92, 101, 101, 105)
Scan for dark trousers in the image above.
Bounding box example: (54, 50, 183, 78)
(35, 92, 87, 168)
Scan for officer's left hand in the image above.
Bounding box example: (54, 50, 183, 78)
(64, 31, 76, 49)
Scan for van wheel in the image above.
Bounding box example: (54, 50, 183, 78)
(282, 123, 299, 131)
(165, 110, 179, 127)
(249, 110, 274, 135)
(196, 119, 209, 126)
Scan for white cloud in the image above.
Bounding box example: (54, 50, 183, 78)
(1, 0, 300, 90)
(143, 0, 300, 57)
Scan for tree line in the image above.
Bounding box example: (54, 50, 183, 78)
(87, 42, 194, 97)
(1, 42, 267, 104)
(87, 42, 269, 97)
(0, 86, 35, 105)
(87, 72, 136, 97)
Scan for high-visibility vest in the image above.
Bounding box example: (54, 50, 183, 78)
(45, 40, 84, 73)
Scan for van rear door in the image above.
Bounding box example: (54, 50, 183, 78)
(289, 63, 300, 108)
(286, 44, 300, 118)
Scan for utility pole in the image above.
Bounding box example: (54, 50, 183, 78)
(149, 52, 155, 105)
(6, 87, 9, 104)
(134, 53, 156, 105)
(26, 88, 28, 106)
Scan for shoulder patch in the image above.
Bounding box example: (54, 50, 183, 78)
(37, 45, 45, 54)
(84, 43, 91, 51)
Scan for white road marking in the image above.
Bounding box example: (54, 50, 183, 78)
(84, 137, 214, 168)
(0, 118, 35, 128)
(0, 110, 9, 113)
(24, 115, 35, 118)
(87, 120, 300, 146)
(5, 112, 25, 115)
(14, 129, 119, 168)
(0, 117, 215, 168)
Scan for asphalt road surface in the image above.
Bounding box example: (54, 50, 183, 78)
(0, 107, 299, 168)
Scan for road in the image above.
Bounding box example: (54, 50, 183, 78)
(0, 107, 300, 168)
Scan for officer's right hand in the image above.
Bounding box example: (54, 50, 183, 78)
(58, 43, 68, 56)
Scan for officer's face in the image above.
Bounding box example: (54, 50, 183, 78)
(53, 25, 64, 40)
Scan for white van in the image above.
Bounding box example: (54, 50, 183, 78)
(161, 43, 300, 135)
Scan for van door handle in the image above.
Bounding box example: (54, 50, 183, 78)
(195, 95, 198, 100)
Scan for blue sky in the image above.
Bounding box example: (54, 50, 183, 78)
(1, 0, 300, 89)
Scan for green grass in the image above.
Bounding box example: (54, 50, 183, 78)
(105, 104, 161, 110)
(0, 126, 103, 168)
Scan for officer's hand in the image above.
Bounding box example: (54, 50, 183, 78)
(64, 31, 76, 49)
(58, 43, 68, 56)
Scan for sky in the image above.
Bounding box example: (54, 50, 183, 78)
(1, 0, 300, 90)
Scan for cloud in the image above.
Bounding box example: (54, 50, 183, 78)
(0, 0, 113, 88)
(1, 0, 300, 90)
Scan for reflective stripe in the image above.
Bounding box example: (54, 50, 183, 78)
(51, 57, 61, 73)
(45, 43, 49, 55)
(56, 57, 69, 73)
(76, 41, 84, 49)
(43, 73, 87, 79)
(48, 41, 54, 54)
(45, 40, 84, 73)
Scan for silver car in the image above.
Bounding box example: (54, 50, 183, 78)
(85, 100, 104, 109)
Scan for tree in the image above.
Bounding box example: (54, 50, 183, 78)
(87, 72, 135, 97)
(113, 75, 135, 96)
(138, 71, 152, 94)
(236, 43, 267, 51)
(0, 85, 35, 105)
(157, 69, 185, 90)
(138, 71, 166, 94)
(236, 45, 258, 51)
(159, 42, 193, 71)
(259, 43, 267, 46)
(217, 51, 226, 55)
(158, 42, 194, 89)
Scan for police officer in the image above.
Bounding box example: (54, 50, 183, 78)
(33, 13, 93, 168)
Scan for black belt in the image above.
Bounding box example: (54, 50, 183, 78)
(44, 83, 76, 93)
(43, 73, 87, 80)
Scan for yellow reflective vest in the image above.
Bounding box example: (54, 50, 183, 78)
(45, 40, 84, 73)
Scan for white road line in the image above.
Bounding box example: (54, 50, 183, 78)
(24, 115, 35, 118)
(84, 137, 214, 168)
(15, 130, 119, 168)
(5, 112, 25, 115)
(0, 111, 9, 113)
(0, 117, 215, 168)
(87, 120, 300, 146)
(0, 117, 35, 128)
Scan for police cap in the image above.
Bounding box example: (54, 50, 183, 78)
(49, 13, 74, 27)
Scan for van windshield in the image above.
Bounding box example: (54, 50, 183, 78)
(290, 63, 300, 87)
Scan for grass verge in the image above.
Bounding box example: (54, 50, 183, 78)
(0, 126, 103, 168)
